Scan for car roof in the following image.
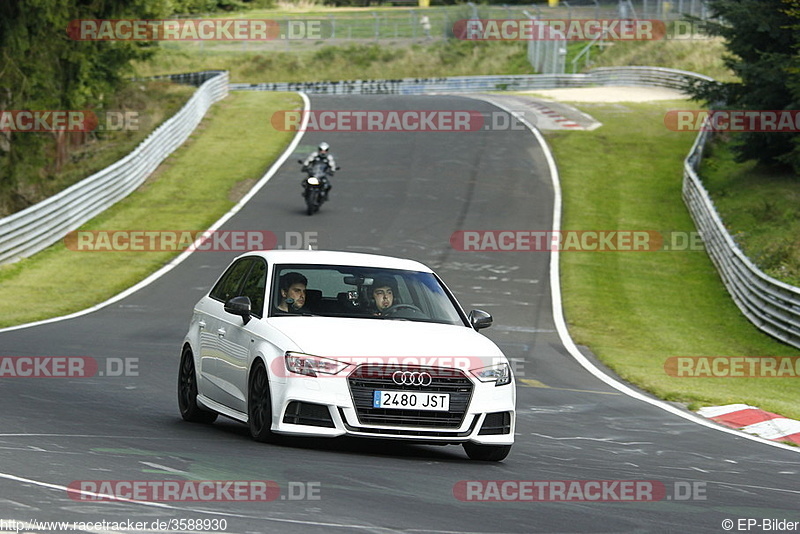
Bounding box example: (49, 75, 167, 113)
(238, 249, 435, 273)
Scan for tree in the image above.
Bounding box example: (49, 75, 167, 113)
(690, 0, 800, 172)
(784, 0, 800, 172)
(0, 0, 168, 214)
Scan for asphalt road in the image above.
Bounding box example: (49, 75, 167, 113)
(0, 95, 798, 534)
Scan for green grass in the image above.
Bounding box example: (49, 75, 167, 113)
(0, 81, 196, 218)
(589, 37, 735, 81)
(133, 40, 533, 82)
(0, 91, 301, 327)
(549, 100, 800, 420)
(699, 140, 800, 286)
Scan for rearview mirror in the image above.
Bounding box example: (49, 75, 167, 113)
(468, 309, 493, 330)
(224, 296, 252, 325)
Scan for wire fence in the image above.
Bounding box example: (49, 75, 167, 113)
(163, 0, 713, 70)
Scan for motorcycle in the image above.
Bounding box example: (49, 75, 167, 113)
(299, 158, 338, 216)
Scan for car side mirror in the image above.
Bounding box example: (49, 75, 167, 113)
(469, 309, 493, 330)
(225, 296, 252, 325)
(335, 166, 341, 171)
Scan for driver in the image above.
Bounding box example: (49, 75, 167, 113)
(302, 142, 336, 199)
(277, 272, 307, 313)
(370, 276, 396, 316)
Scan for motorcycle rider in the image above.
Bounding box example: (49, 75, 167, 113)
(302, 142, 336, 199)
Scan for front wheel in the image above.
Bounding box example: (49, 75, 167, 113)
(177, 348, 217, 424)
(305, 190, 319, 216)
(463, 442, 511, 462)
(248, 361, 276, 442)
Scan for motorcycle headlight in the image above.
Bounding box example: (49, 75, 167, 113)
(307, 177, 320, 186)
(285, 352, 350, 377)
(470, 363, 511, 386)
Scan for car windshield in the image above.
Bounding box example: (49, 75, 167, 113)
(269, 264, 466, 326)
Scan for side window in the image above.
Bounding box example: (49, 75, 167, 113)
(210, 258, 254, 303)
(240, 259, 268, 318)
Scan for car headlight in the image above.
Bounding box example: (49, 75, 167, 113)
(285, 352, 350, 377)
(470, 363, 512, 386)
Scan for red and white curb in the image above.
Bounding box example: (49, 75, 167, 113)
(697, 404, 800, 446)
(524, 101, 581, 129)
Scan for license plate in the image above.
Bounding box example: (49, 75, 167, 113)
(373, 390, 450, 411)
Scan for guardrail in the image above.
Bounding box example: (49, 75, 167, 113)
(0, 67, 705, 267)
(230, 66, 707, 95)
(682, 132, 800, 350)
(235, 66, 800, 349)
(6, 66, 799, 351)
(0, 70, 228, 265)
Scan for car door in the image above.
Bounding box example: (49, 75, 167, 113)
(200, 257, 256, 407)
(215, 257, 268, 413)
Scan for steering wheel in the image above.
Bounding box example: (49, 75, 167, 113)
(382, 303, 424, 317)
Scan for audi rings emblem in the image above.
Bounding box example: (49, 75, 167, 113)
(392, 371, 433, 386)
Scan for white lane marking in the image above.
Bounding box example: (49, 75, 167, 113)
(479, 96, 800, 455)
(139, 462, 194, 476)
(0, 92, 312, 334)
(0, 473, 499, 533)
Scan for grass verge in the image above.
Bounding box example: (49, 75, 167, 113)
(548, 100, 800, 420)
(133, 40, 532, 82)
(589, 38, 735, 81)
(0, 91, 301, 327)
(1, 81, 196, 218)
(699, 139, 800, 286)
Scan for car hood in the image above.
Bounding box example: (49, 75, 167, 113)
(267, 316, 506, 368)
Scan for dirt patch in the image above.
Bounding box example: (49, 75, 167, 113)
(525, 86, 690, 103)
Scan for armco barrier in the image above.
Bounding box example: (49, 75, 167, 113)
(682, 131, 800, 350)
(5, 66, 799, 352)
(0, 70, 228, 265)
(229, 66, 708, 95)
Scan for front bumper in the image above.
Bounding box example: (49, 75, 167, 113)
(271, 364, 515, 445)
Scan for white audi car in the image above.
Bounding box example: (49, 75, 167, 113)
(178, 250, 515, 461)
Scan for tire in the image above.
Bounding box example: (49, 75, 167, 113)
(248, 361, 276, 442)
(463, 442, 512, 462)
(306, 190, 319, 216)
(177, 347, 218, 424)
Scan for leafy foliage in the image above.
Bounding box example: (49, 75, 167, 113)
(690, 0, 800, 173)
(0, 0, 170, 213)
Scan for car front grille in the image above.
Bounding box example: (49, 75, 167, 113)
(347, 364, 473, 429)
